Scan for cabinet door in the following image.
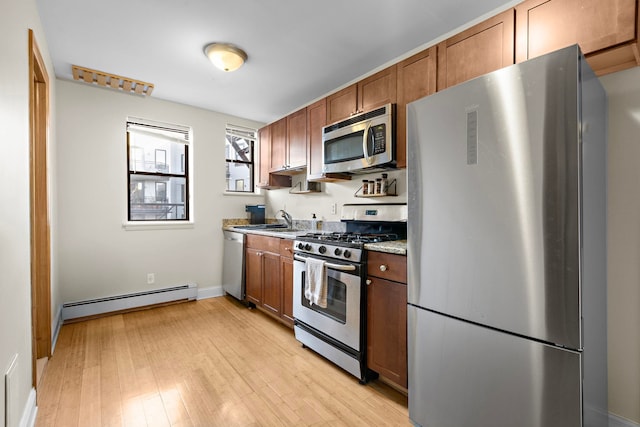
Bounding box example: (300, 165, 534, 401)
(269, 117, 287, 172)
(306, 99, 326, 179)
(261, 252, 282, 315)
(367, 276, 407, 388)
(437, 9, 515, 90)
(281, 256, 294, 325)
(245, 247, 263, 306)
(287, 107, 307, 169)
(515, 0, 636, 62)
(326, 84, 357, 124)
(257, 126, 271, 188)
(396, 47, 437, 169)
(358, 65, 397, 113)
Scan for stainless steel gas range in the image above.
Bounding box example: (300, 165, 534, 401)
(292, 203, 407, 383)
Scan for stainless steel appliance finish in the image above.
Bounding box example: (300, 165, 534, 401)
(292, 203, 407, 383)
(407, 45, 608, 427)
(322, 103, 395, 174)
(222, 230, 245, 300)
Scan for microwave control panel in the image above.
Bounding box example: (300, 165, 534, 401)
(368, 123, 387, 155)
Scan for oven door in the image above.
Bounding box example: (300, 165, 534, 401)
(293, 254, 362, 351)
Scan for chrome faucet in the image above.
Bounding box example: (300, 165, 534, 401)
(277, 209, 293, 228)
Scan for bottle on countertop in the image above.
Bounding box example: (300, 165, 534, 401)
(311, 213, 318, 231)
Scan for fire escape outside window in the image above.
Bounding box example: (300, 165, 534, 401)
(126, 118, 191, 221)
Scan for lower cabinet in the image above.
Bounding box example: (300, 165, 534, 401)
(280, 239, 294, 326)
(244, 234, 294, 327)
(366, 251, 408, 389)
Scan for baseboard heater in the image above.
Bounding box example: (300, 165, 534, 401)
(61, 283, 198, 321)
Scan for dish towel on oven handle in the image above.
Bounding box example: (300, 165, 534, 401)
(305, 257, 328, 308)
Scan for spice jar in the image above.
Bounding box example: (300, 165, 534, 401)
(380, 173, 388, 195)
(375, 178, 383, 194)
(367, 180, 375, 195)
(362, 180, 369, 195)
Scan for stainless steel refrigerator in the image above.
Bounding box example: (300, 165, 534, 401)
(407, 45, 608, 427)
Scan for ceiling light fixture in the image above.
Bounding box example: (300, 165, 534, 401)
(204, 43, 247, 72)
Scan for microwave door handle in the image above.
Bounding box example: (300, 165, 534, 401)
(363, 122, 373, 165)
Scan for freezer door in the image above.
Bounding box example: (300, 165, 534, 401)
(408, 306, 582, 427)
(407, 46, 585, 349)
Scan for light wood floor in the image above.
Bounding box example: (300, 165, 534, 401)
(36, 296, 410, 426)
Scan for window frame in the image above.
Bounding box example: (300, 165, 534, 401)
(225, 124, 256, 193)
(126, 118, 191, 223)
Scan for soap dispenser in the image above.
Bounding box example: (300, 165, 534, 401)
(311, 213, 317, 231)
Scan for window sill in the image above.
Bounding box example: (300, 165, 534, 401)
(122, 221, 194, 231)
(223, 191, 264, 197)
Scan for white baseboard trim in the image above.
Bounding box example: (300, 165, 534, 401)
(197, 285, 224, 300)
(51, 305, 62, 354)
(20, 388, 37, 427)
(610, 413, 640, 427)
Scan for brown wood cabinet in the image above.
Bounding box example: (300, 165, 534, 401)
(437, 9, 515, 91)
(396, 47, 437, 169)
(366, 251, 407, 388)
(245, 234, 295, 327)
(515, 0, 639, 75)
(269, 117, 287, 172)
(306, 98, 352, 182)
(245, 234, 281, 311)
(280, 239, 294, 326)
(256, 124, 291, 189)
(286, 108, 307, 171)
(326, 66, 397, 124)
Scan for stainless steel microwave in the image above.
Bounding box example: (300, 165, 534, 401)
(322, 103, 395, 174)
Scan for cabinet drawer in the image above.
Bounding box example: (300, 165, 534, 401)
(245, 234, 281, 253)
(367, 252, 407, 283)
(280, 238, 294, 259)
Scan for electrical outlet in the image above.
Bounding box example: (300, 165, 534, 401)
(331, 203, 337, 215)
(147, 273, 155, 284)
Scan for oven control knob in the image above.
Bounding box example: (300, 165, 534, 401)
(343, 250, 351, 259)
(318, 246, 327, 254)
(304, 244, 312, 251)
(297, 243, 305, 250)
(334, 248, 342, 256)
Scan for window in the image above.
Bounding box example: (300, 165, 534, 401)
(127, 118, 191, 221)
(225, 125, 256, 192)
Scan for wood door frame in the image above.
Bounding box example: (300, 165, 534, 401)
(29, 29, 51, 388)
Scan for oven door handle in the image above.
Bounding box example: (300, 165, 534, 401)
(294, 254, 357, 271)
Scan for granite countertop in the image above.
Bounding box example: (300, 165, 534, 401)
(222, 219, 407, 254)
(364, 240, 407, 256)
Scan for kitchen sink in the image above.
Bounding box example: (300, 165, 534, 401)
(232, 224, 288, 230)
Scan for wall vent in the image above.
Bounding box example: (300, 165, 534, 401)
(72, 65, 154, 96)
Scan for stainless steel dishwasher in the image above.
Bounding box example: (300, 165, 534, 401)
(222, 230, 245, 300)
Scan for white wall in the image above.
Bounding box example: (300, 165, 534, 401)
(264, 169, 407, 224)
(0, 0, 56, 424)
(55, 79, 264, 303)
(600, 66, 640, 424)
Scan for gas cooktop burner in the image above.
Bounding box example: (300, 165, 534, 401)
(298, 232, 401, 245)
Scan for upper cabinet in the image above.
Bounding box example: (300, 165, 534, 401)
(515, 0, 640, 75)
(306, 99, 352, 182)
(268, 108, 307, 175)
(326, 66, 397, 124)
(257, 124, 292, 189)
(287, 108, 307, 171)
(396, 47, 437, 169)
(437, 9, 515, 91)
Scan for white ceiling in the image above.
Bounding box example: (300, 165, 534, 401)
(36, 0, 516, 124)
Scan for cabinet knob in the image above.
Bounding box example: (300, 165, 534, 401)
(366, 279, 372, 285)
(379, 265, 388, 272)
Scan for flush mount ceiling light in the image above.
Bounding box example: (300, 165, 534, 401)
(204, 43, 247, 72)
